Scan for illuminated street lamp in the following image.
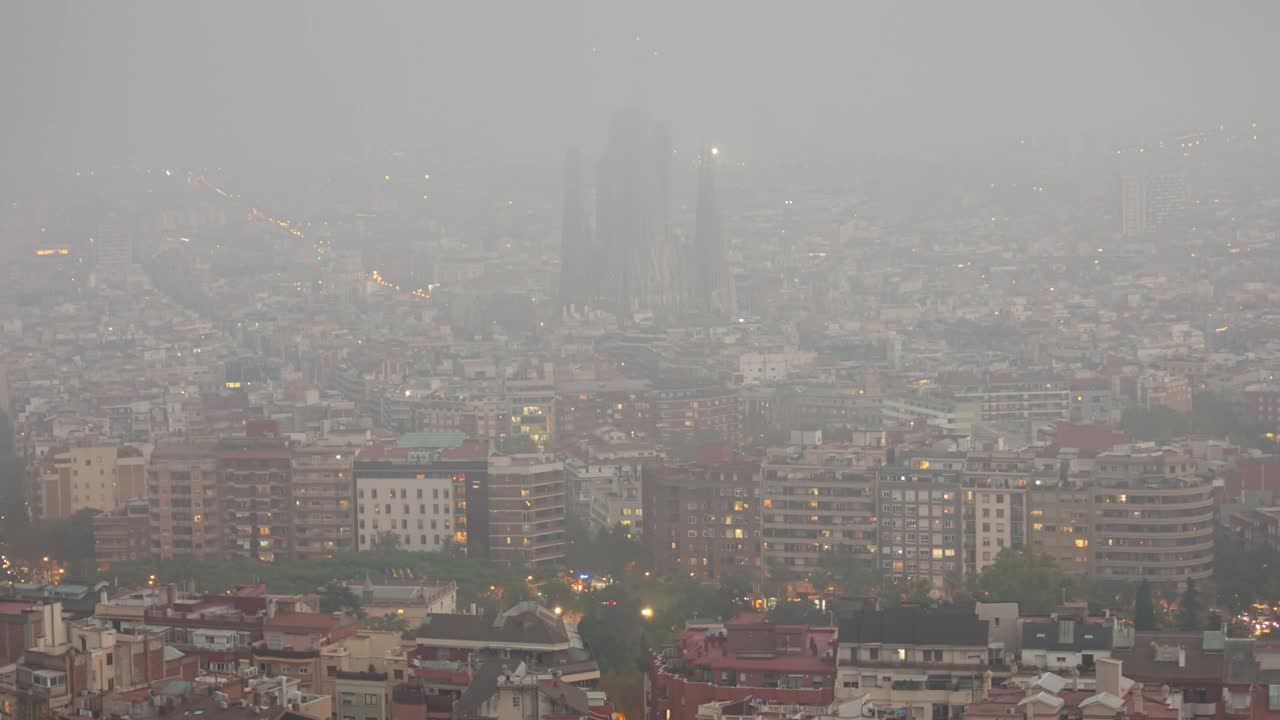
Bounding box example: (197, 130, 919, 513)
(640, 606, 654, 619)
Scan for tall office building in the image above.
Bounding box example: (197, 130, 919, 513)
(558, 148, 595, 313)
(595, 110, 675, 316)
(1121, 174, 1186, 236)
(95, 213, 133, 283)
(691, 147, 734, 315)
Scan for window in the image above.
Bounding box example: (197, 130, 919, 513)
(365, 694, 378, 705)
(341, 694, 356, 706)
(513, 696, 521, 708)
(867, 648, 878, 660)
(1269, 685, 1280, 711)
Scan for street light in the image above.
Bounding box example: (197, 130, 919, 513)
(640, 606, 654, 619)
(554, 606, 563, 616)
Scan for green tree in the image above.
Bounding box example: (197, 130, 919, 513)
(365, 613, 410, 635)
(1177, 579, 1203, 631)
(767, 600, 830, 625)
(497, 435, 539, 454)
(318, 581, 362, 615)
(974, 547, 1075, 615)
(371, 531, 402, 552)
(1207, 609, 1223, 631)
(1120, 405, 1190, 445)
(1135, 579, 1156, 630)
(719, 565, 754, 600)
(880, 576, 935, 608)
(0, 414, 28, 530)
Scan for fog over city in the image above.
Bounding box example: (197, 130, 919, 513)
(4, 4, 1280, 720)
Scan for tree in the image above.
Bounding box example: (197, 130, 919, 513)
(1120, 406, 1189, 445)
(365, 613, 410, 636)
(318, 581, 362, 615)
(1135, 579, 1156, 631)
(371, 531, 402, 552)
(497, 435, 538, 454)
(974, 547, 1075, 615)
(767, 600, 830, 625)
(719, 566, 754, 601)
(1177, 579, 1203, 631)
(880, 576, 935, 608)
(1207, 609, 1223, 631)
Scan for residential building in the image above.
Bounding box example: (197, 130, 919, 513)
(653, 383, 740, 447)
(874, 471, 963, 589)
(1028, 483, 1094, 576)
(508, 368, 556, 451)
(38, 445, 147, 521)
(957, 377, 1071, 424)
(644, 460, 761, 583)
(253, 612, 360, 690)
(413, 602, 592, 681)
(336, 671, 391, 720)
(1243, 385, 1280, 427)
(93, 498, 151, 566)
(562, 429, 657, 535)
(648, 620, 836, 720)
(147, 444, 219, 561)
(761, 445, 876, 573)
(966, 659, 1178, 720)
(455, 660, 611, 720)
(219, 437, 294, 562)
(291, 447, 355, 557)
(1019, 616, 1116, 672)
(882, 393, 979, 435)
(1090, 472, 1215, 582)
(1138, 371, 1193, 415)
(487, 455, 566, 567)
(835, 607, 1003, 720)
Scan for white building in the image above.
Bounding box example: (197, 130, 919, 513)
(355, 464, 457, 552)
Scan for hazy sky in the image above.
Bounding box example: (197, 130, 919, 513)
(3, 1, 1278, 181)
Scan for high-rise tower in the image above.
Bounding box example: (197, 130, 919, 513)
(595, 110, 675, 317)
(558, 148, 594, 313)
(692, 146, 734, 315)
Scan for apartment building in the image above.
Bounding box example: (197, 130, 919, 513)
(1027, 482, 1094, 576)
(875, 471, 963, 589)
(220, 438, 294, 562)
(292, 447, 355, 557)
(906, 451, 1032, 576)
(653, 383, 740, 446)
(956, 376, 1070, 423)
(761, 445, 876, 573)
(648, 620, 836, 720)
(644, 460, 761, 583)
(487, 455, 566, 567)
(881, 392, 979, 434)
(38, 445, 147, 520)
(835, 606, 1004, 720)
(93, 498, 151, 566)
(1087, 447, 1214, 582)
(148, 444, 220, 561)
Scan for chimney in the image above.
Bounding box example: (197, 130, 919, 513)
(1071, 668, 1080, 691)
(1177, 647, 1186, 668)
(1096, 657, 1122, 697)
(983, 670, 993, 700)
(1132, 683, 1144, 714)
(1160, 685, 1170, 702)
